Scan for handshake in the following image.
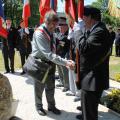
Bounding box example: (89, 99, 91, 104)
(66, 60, 75, 70)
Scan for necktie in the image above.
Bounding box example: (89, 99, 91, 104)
(85, 30, 90, 38)
(50, 34, 56, 53)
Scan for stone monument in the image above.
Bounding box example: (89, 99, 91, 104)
(0, 73, 13, 120)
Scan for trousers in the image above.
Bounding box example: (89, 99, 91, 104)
(34, 63, 56, 109)
(81, 89, 103, 120)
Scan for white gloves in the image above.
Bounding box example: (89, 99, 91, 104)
(67, 27, 74, 40)
(25, 28, 29, 34)
(73, 19, 85, 32)
(67, 19, 85, 40)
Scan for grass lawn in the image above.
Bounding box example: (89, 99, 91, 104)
(109, 55, 120, 78)
(0, 50, 21, 72)
(109, 46, 120, 79)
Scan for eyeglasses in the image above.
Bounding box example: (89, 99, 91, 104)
(58, 24, 68, 26)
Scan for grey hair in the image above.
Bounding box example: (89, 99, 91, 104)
(44, 10, 59, 24)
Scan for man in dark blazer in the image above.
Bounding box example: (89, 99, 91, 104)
(75, 6, 111, 120)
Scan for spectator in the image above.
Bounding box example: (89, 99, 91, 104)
(115, 28, 120, 57)
(108, 26, 116, 55)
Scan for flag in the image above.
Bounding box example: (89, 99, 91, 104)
(39, 0, 50, 24)
(39, 0, 57, 24)
(0, 0, 4, 18)
(78, 0, 84, 19)
(65, 0, 70, 15)
(76, 0, 84, 88)
(50, 0, 57, 11)
(22, 0, 31, 27)
(65, 0, 76, 21)
(0, 0, 8, 39)
(0, 24, 8, 39)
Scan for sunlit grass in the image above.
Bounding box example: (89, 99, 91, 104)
(0, 50, 21, 72)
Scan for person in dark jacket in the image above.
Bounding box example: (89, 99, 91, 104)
(18, 27, 32, 75)
(115, 28, 120, 57)
(4, 27, 17, 73)
(1, 38, 10, 73)
(108, 26, 116, 55)
(74, 6, 111, 120)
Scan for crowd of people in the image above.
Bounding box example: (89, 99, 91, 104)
(0, 5, 120, 120)
(1, 25, 34, 74)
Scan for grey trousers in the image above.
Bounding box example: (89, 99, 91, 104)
(34, 64, 56, 109)
(57, 65, 69, 89)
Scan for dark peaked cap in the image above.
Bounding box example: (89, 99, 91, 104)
(84, 6, 101, 20)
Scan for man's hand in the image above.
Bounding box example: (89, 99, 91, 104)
(66, 60, 75, 70)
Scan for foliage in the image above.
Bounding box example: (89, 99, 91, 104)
(0, 50, 21, 72)
(29, 0, 40, 27)
(2, 0, 40, 27)
(102, 10, 120, 27)
(3, 0, 23, 27)
(100, 89, 120, 113)
(92, 0, 120, 28)
(114, 73, 120, 82)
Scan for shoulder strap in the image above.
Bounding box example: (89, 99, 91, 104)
(35, 28, 51, 41)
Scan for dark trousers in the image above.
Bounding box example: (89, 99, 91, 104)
(2, 47, 15, 72)
(57, 65, 69, 89)
(34, 64, 56, 109)
(115, 45, 120, 56)
(2, 47, 10, 72)
(19, 49, 30, 71)
(81, 89, 103, 120)
(9, 48, 15, 72)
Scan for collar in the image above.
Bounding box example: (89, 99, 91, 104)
(89, 22, 99, 32)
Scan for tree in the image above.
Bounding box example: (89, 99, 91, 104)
(92, 0, 120, 27)
(29, 0, 40, 27)
(3, 0, 23, 27)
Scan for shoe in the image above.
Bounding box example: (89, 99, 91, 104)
(76, 114, 82, 120)
(66, 91, 75, 96)
(56, 83, 64, 87)
(20, 71, 26, 75)
(48, 107, 61, 115)
(55, 74, 59, 79)
(9, 116, 22, 120)
(11, 69, 15, 73)
(11, 71, 15, 73)
(77, 106, 82, 111)
(62, 88, 69, 92)
(37, 108, 47, 116)
(74, 96, 81, 102)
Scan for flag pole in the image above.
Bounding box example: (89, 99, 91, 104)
(76, 0, 84, 89)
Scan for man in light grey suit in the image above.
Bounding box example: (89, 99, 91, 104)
(31, 10, 74, 116)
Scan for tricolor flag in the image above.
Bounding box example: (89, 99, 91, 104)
(22, 0, 31, 28)
(78, 0, 84, 19)
(39, 0, 57, 24)
(50, 0, 57, 11)
(65, 0, 76, 21)
(0, 0, 8, 39)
